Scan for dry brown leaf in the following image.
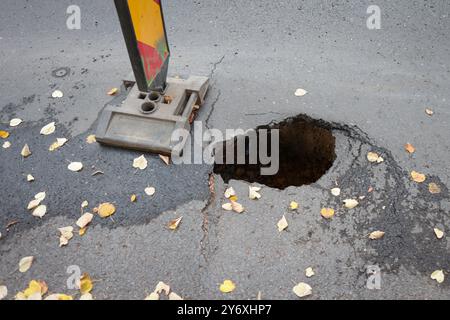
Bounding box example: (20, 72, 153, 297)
(249, 186, 262, 200)
(32, 205, 47, 218)
(343, 199, 359, 209)
(431, 270, 445, 284)
(97, 203, 116, 218)
(76, 213, 94, 228)
(19, 256, 34, 273)
(86, 134, 96, 144)
(405, 143, 415, 154)
(107, 87, 118, 96)
(321, 208, 335, 219)
(369, 230, 385, 240)
(219, 280, 236, 293)
(40, 122, 56, 135)
(133, 155, 148, 170)
(21, 144, 31, 158)
(293, 282, 312, 298)
(159, 154, 170, 165)
(9, 118, 22, 127)
(277, 215, 288, 232)
(434, 228, 444, 239)
(68, 162, 83, 172)
(168, 216, 183, 230)
(411, 171, 426, 183)
(0, 130, 10, 139)
(428, 183, 441, 194)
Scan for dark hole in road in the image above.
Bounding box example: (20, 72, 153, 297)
(214, 116, 336, 189)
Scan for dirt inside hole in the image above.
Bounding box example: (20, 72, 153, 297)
(213, 116, 336, 189)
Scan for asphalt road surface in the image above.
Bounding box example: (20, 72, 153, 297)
(0, 0, 449, 299)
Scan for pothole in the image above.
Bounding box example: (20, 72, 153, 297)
(213, 115, 336, 189)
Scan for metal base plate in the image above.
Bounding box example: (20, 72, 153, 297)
(96, 76, 209, 156)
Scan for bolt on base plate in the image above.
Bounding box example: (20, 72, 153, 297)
(96, 76, 209, 156)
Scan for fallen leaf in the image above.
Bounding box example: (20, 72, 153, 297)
(86, 134, 96, 144)
(289, 201, 299, 210)
(81, 200, 88, 208)
(249, 186, 262, 200)
(35, 192, 46, 202)
(425, 108, 434, 116)
(159, 154, 170, 165)
(168, 217, 183, 230)
(19, 256, 34, 273)
(293, 282, 312, 298)
(40, 122, 56, 135)
(22, 280, 47, 299)
(32, 205, 47, 218)
(0, 285, 7, 300)
(9, 118, 22, 127)
(222, 203, 233, 211)
(77, 213, 94, 228)
(79, 228, 87, 236)
(133, 155, 148, 170)
(21, 144, 31, 157)
(229, 195, 238, 202)
(428, 183, 441, 194)
(411, 171, 426, 183)
(145, 187, 156, 196)
(2, 141, 11, 149)
(58, 226, 74, 247)
(163, 95, 173, 104)
(219, 280, 236, 293)
(49, 138, 67, 151)
(321, 208, 335, 219)
(145, 292, 159, 300)
(369, 230, 385, 240)
(155, 281, 170, 295)
(294, 88, 308, 97)
(107, 87, 118, 96)
(45, 294, 73, 300)
(331, 188, 341, 196)
(27, 174, 35, 182)
(130, 194, 137, 202)
(343, 199, 359, 209)
(277, 215, 288, 232)
(97, 203, 116, 218)
(68, 162, 83, 172)
(51, 90, 64, 98)
(431, 270, 445, 284)
(434, 228, 444, 239)
(224, 187, 236, 199)
(80, 273, 93, 294)
(80, 293, 93, 300)
(305, 267, 315, 278)
(27, 199, 41, 210)
(405, 143, 415, 154)
(367, 152, 384, 163)
(169, 292, 183, 300)
(0, 130, 9, 139)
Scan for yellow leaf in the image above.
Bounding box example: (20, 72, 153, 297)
(367, 152, 383, 163)
(19, 256, 34, 273)
(277, 215, 288, 232)
(80, 273, 93, 294)
(86, 134, 97, 144)
(431, 270, 445, 284)
(405, 143, 415, 154)
(321, 208, 335, 219)
(57, 294, 73, 300)
(97, 203, 116, 218)
(369, 230, 385, 240)
(293, 282, 312, 298)
(107, 87, 119, 96)
(289, 201, 299, 210)
(130, 194, 137, 202)
(168, 217, 183, 230)
(229, 195, 238, 202)
(23, 280, 43, 298)
(49, 138, 67, 151)
(0, 130, 10, 139)
(411, 171, 426, 183)
(79, 227, 87, 236)
(21, 144, 31, 158)
(219, 280, 235, 293)
(428, 183, 441, 194)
